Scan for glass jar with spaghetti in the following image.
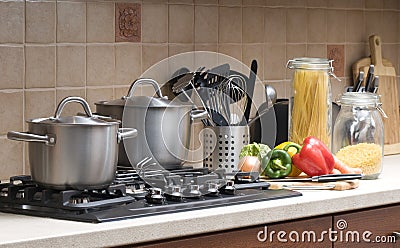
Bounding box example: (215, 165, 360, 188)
(286, 58, 337, 150)
(332, 92, 385, 179)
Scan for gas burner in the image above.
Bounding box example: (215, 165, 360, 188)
(69, 196, 90, 205)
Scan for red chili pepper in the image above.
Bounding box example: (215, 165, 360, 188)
(286, 136, 334, 177)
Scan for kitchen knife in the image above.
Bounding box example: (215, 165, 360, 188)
(371, 75, 379, 93)
(261, 173, 363, 182)
(353, 71, 364, 92)
(364, 65, 375, 92)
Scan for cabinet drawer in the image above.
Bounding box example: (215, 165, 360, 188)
(138, 216, 332, 248)
(333, 204, 400, 248)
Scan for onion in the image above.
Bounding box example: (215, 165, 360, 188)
(238, 156, 261, 172)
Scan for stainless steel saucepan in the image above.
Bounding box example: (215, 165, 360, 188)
(8, 97, 137, 190)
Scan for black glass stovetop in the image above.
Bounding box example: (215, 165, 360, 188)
(0, 167, 301, 223)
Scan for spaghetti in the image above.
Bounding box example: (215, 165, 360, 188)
(290, 69, 331, 147)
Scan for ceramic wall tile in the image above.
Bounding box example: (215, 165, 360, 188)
(219, 7, 242, 43)
(327, 45, 345, 78)
(381, 11, 398, 43)
(307, 9, 327, 43)
(242, 44, 264, 80)
(0, 138, 23, 179)
(169, 5, 194, 43)
(327, 10, 346, 43)
(25, 90, 56, 122)
(87, 45, 115, 86)
(115, 43, 142, 85)
(26, 1, 56, 43)
(0, 91, 23, 136)
(86, 88, 114, 111)
(242, 7, 264, 44)
(115, 3, 141, 42)
(25, 45, 56, 88)
(57, 45, 86, 87)
(87, 2, 115, 43)
(286, 8, 307, 43)
(346, 10, 365, 43)
(57, 2, 86, 43)
(142, 4, 167, 43)
(0, 1, 24, 44)
(307, 44, 326, 58)
(0, 46, 24, 89)
(264, 44, 286, 80)
(265, 8, 286, 43)
(195, 5, 218, 43)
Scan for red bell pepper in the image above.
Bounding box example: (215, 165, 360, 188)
(285, 136, 334, 177)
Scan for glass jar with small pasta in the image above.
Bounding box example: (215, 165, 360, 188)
(332, 92, 385, 179)
(286, 58, 337, 150)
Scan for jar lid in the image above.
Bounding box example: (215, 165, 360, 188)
(286, 57, 332, 70)
(339, 92, 381, 106)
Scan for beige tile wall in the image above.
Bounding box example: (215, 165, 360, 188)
(0, 0, 399, 178)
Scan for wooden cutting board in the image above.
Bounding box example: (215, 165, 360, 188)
(352, 35, 400, 154)
(267, 180, 359, 191)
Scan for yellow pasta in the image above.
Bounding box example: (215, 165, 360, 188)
(290, 69, 331, 147)
(335, 143, 382, 176)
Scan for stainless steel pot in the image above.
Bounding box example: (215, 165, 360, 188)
(7, 97, 137, 190)
(95, 78, 207, 169)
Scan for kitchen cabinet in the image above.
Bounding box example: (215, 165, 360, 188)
(333, 204, 400, 248)
(137, 204, 400, 248)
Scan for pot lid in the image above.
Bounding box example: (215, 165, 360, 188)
(96, 78, 193, 108)
(30, 115, 120, 126)
(29, 97, 120, 126)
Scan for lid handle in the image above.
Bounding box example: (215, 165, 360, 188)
(54, 96, 93, 119)
(125, 78, 164, 99)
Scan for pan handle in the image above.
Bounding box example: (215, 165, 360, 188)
(54, 96, 93, 119)
(117, 128, 138, 143)
(7, 131, 56, 145)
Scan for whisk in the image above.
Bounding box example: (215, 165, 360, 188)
(216, 75, 248, 126)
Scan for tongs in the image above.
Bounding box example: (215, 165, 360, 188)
(262, 173, 363, 183)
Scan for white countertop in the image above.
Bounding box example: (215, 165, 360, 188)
(0, 155, 399, 248)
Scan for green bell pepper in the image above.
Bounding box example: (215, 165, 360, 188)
(262, 149, 292, 179)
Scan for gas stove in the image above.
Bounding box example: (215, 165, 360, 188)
(0, 167, 301, 223)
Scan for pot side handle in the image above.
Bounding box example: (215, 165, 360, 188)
(117, 128, 138, 143)
(190, 110, 208, 121)
(7, 131, 56, 145)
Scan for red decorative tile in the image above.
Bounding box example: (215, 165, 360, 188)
(327, 44, 345, 77)
(115, 3, 141, 42)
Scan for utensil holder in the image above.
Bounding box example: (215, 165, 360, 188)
(203, 126, 249, 173)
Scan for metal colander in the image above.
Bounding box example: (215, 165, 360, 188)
(203, 126, 249, 173)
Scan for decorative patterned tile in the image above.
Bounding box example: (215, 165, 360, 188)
(327, 45, 345, 78)
(115, 3, 141, 42)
